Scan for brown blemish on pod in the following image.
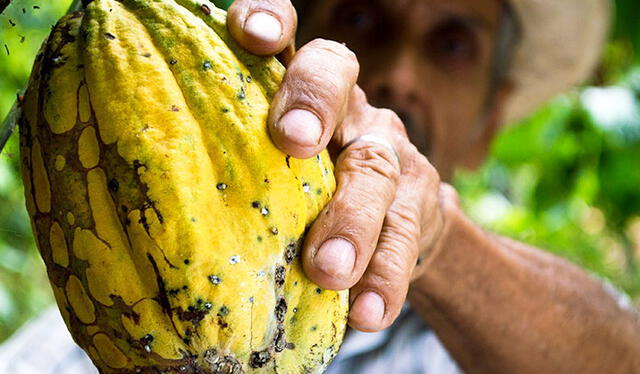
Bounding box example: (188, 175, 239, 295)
(92, 333, 128, 369)
(78, 126, 100, 169)
(249, 350, 271, 368)
(274, 266, 285, 287)
(203, 349, 243, 373)
(49, 221, 69, 267)
(65, 275, 96, 324)
(31, 139, 51, 213)
(275, 297, 287, 323)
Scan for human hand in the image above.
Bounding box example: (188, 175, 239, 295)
(227, 0, 448, 332)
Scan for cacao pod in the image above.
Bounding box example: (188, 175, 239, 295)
(19, 0, 348, 373)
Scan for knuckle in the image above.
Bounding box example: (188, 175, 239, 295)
(304, 39, 360, 78)
(340, 142, 401, 184)
(405, 147, 439, 182)
(376, 108, 406, 134)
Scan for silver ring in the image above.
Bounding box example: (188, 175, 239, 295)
(340, 134, 401, 169)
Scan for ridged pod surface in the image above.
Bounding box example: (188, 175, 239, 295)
(18, 1, 348, 373)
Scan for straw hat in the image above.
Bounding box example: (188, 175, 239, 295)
(503, 0, 611, 123)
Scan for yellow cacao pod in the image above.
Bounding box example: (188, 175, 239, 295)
(18, 0, 348, 373)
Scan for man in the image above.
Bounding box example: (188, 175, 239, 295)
(1, 0, 639, 373)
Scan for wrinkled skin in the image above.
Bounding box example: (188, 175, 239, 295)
(225, 0, 640, 373)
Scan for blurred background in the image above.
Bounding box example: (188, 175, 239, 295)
(0, 0, 638, 343)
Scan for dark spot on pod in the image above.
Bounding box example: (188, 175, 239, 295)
(19, 35, 25, 43)
(141, 334, 154, 344)
(285, 241, 297, 264)
(246, 76, 252, 83)
(221, 108, 229, 113)
(168, 288, 180, 296)
(216, 183, 227, 191)
(200, 3, 211, 15)
(416, 256, 424, 266)
(3, 44, 8, 56)
(208, 275, 221, 285)
(178, 303, 210, 324)
(204, 350, 243, 374)
(294, 281, 298, 286)
(249, 350, 271, 368)
(274, 328, 286, 352)
(271, 227, 279, 235)
(169, 59, 178, 65)
(182, 285, 189, 290)
(171, 105, 180, 112)
(251, 201, 260, 209)
(274, 266, 285, 287)
(316, 188, 323, 195)
(142, 52, 151, 58)
(183, 337, 192, 345)
(33, 5, 40, 9)
(302, 182, 310, 192)
(275, 297, 287, 323)
(257, 236, 262, 242)
(183, 259, 190, 265)
(203, 61, 213, 70)
(51, 54, 66, 67)
(105, 32, 116, 40)
(191, 217, 197, 222)
(285, 155, 291, 168)
(315, 288, 322, 294)
(218, 305, 229, 317)
(286, 342, 295, 350)
(108, 178, 119, 192)
(217, 316, 228, 329)
(264, 178, 270, 184)
(292, 308, 298, 313)
(237, 87, 246, 100)
(311, 325, 317, 331)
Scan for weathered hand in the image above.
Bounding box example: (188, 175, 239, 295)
(227, 0, 447, 332)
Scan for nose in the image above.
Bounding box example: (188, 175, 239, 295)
(364, 47, 421, 108)
(361, 48, 434, 157)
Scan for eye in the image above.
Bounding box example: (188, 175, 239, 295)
(334, 1, 378, 34)
(426, 19, 479, 65)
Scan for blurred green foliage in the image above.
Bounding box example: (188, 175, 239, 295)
(0, 0, 639, 344)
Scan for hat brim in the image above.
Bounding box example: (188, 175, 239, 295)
(504, 0, 611, 124)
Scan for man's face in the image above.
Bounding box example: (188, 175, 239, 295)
(297, 0, 507, 181)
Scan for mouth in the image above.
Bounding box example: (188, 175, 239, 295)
(394, 109, 433, 159)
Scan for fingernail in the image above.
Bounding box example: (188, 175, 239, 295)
(314, 238, 355, 279)
(277, 109, 323, 147)
(244, 12, 282, 44)
(351, 292, 385, 330)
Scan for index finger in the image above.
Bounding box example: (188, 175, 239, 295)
(227, 0, 297, 56)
